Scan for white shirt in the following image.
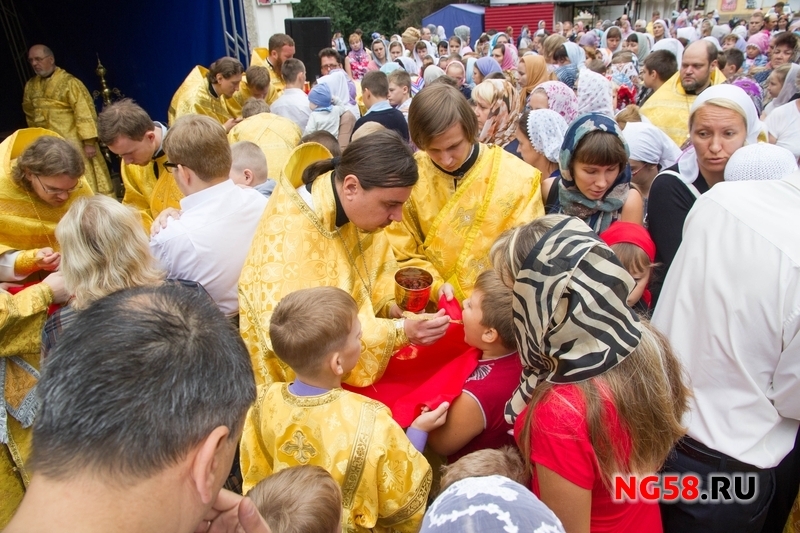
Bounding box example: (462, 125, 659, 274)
(150, 179, 267, 316)
(0, 251, 24, 282)
(652, 172, 800, 468)
(765, 101, 800, 160)
(270, 88, 311, 132)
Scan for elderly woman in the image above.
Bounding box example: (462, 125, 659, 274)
(647, 84, 764, 306)
(0, 130, 92, 284)
(515, 109, 569, 179)
(490, 215, 689, 533)
(473, 79, 523, 154)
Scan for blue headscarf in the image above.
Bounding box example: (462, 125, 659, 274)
(475, 56, 502, 77)
(465, 57, 478, 86)
(557, 113, 632, 233)
(308, 83, 333, 112)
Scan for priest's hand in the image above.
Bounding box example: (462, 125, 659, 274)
(404, 309, 450, 345)
(223, 118, 243, 132)
(35, 248, 61, 271)
(196, 488, 272, 533)
(83, 144, 97, 158)
(151, 208, 182, 237)
(389, 304, 404, 319)
(42, 271, 69, 304)
(438, 283, 456, 302)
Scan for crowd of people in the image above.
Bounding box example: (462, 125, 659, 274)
(1, 5, 799, 532)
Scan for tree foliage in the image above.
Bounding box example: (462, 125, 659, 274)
(293, 0, 404, 38)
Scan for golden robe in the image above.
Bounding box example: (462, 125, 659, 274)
(167, 66, 234, 126)
(250, 48, 284, 104)
(120, 151, 183, 232)
(238, 144, 404, 388)
(22, 67, 113, 196)
(240, 384, 431, 533)
(0, 283, 54, 529)
(0, 128, 93, 259)
(386, 144, 545, 302)
(227, 113, 302, 181)
(640, 69, 726, 146)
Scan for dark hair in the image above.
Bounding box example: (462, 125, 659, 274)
(493, 43, 506, 56)
(484, 72, 507, 80)
(716, 53, 728, 70)
(97, 98, 155, 145)
(606, 26, 622, 40)
(268, 33, 295, 53)
(438, 41, 449, 54)
(643, 50, 678, 81)
(724, 48, 745, 71)
(206, 56, 244, 84)
(360, 70, 389, 98)
(300, 130, 342, 157)
(281, 58, 305, 83)
(553, 44, 569, 63)
(30, 283, 256, 480)
(245, 65, 270, 90)
(626, 33, 639, 43)
(318, 47, 342, 64)
(301, 130, 417, 188)
(571, 130, 629, 173)
(773, 30, 799, 50)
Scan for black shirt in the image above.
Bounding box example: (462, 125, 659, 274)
(647, 163, 711, 308)
(352, 107, 410, 142)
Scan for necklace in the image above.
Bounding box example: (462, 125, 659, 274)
(336, 227, 373, 297)
(24, 188, 55, 249)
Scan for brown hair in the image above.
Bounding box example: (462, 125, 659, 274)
(388, 69, 412, 90)
(440, 447, 530, 494)
(241, 97, 270, 119)
(542, 34, 567, 62)
(318, 47, 342, 64)
(408, 84, 478, 149)
(585, 59, 608, 75)
(268, 33, 295, 53)
(163, 115, 231, 181)
(389, 41, 404, 56)
(299, 130, 342, 157)
(643, 49, 679, 81)
(301, 130, 417, 189)
(473, 270, 515, 350)
(247, 466, 342, 533)
(245, 65, 270, 91)
(361, 70, 389, 98)
(280, 58, 305, 84)
(606, 26, 622, 40)
(773, 30, 799, 51)
(349, 33, 361, 43)
(206, 57, 244, 84)
(97, 98, 155, 145)
(269, 286, 358, 376)
(611, 242, 654, 274)
(615, 105, 642, 129)
(571, 131, 629, 175)
(12, 136, 85, 189)
(230, 141, 268, 183)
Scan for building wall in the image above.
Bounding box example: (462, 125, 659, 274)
(248, 1, 296, 48)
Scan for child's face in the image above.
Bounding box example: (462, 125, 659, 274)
(642, 68, 657, 88)
(388, 82, 408, 106)
(462, 289, 487, 348)
(746, 45, 760, 59)
(450, 41, 461, 55)
(339, 316, 363, 374)
(722, 38, 736, 51)
(767, 72, 783, 98)
(390, 45, 402, 60)
(350, 39, 362, 51)
(627, 268, 652, 307)
(573, 161, 621, 200)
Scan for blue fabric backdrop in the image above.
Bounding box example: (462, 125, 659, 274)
(422, 4, 485, 47)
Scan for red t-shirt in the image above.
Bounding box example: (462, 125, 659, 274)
(450, 353, 522, 462)
(514, 384, 662, 533)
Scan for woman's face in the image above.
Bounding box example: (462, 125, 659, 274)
(449, 41, 461, 55)
(767, 72, 783, 98)
(373, 42, 385, 60)
(473, 65, 484, 84)
(350, 39, 362, 51)
(690, 105, 747, 177)
(390, 44, 402, 60)
(771, 44, 793, 67)
(527, 90, 549, 111)
(572, 161, 621, 200)
(517, 63, 528, 87)
(497, 35, 509, 45)
(607, 36, 620, 50)
(701, 21, 712, 36)
(778, 17, 788, 30)
(625, 40, 639, 54)
(515, 128, 550, 172)
(654, 22, 665, 39)
(26, 172, 81, 207)
(492, 47, 504, 65)
(474, 96, 492, 129)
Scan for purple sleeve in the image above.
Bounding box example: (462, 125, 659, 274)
(405, 427, 428, 452)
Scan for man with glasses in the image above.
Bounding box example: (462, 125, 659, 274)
(317, 48, 360, 117)
(22, 45, 114, 197)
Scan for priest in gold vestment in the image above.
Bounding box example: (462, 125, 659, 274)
(167, 57, 243, 130)
(226, 65, 271, 119)
(98, 99, 183, 232)
(386, 85, 545, 303)
(250, 34, 295, 105)
(22, 45, 113, 196)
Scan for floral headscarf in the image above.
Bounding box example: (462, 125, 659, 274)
(728, 76, 764, 114)
(524, 109, 569, 163)
(477, 79, 522, 148)
(576, 70, 614, 116)
(558, 113, 632, 233)
(532, 80, 578, 123)
(519, 55, 554, 108)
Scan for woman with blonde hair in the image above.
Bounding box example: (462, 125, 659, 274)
(490, 214, 689, 533)
(41, 195, 203, 355)
(472, 79, 523, 152)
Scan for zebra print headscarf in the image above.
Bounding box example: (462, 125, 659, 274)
(506, 217, 642, 423)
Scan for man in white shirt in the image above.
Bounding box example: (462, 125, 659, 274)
(150, 115, 267, 318)
(269, 58, 310, 132)
(653, 172, 800, 532)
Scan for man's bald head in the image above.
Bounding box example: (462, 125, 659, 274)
(28, 44, 55, 77)
(680, 40, 718, 93)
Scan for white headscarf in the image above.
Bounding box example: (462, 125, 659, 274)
(622, 121, 683, 167)
(576, 69, 614, 116)
(677, 27, 699, 42)
(762, 63, 800, 117)
(525, 109, 570, 163)
(317, 69, 360, 118)
(563, 42, 586, 69)
(423, 65, 446, 85)
(724, 143, 798, 181)
(702, 36, 722, 51)
(678, 84, 766, 181)
(651, 38, 684, 66)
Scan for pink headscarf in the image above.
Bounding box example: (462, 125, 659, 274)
(746, 32, 770, 54)
(531, 80, 578, 123)
(495, 43, 518, 70)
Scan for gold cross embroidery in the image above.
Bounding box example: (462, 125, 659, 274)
(280, 430, 317, 464)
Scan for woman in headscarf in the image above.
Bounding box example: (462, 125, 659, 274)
(647, 84, 764, 305)
(622, 121, 682, 216)
(464, 57, 478, 87)
(527, 80, 578, 123)
(422, 65, 445, 86)
(652, 19, 669, 42)
(367, 39, 390, 71)
(579, 31, 599, 59)
(761, 63, 800, 118)
(473, 79, 523, 153)
(436, 25, 446, 44)
(473, 56, 503, 85)
(601, 26, 623, 53)
(491, 43, 519, 83)
(576, 69, 615, 117)
(624, 32, 651, 66)
(515, 109, 569, 178)
(728, 76, 764, 115)
(677, 26, 699, 43)
(764, 65, 800, 160)
(650, 37, 684, 65)
(453, 25, 473, 54)
(490, 214, 689, 533)
(551, 43, 579, 89)
(426, 24, 438, 44)
(564, 42, 587, 69)
(516, 55, 555, 110)
(541, 113, 644, 231)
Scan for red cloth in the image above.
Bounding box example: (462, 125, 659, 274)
(344, 296, 481, 428)
(515, 384, 663, 533)
(7, 282, 61, 315)
(600, 221, 656, 308)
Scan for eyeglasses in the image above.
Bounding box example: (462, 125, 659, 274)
(33, 174, 83, 195)
(630, 164, 651, 177)
(164, 161, 180, 173)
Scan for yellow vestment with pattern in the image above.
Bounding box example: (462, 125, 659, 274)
(238, 144, 406, 387)
(250, 48, 284, 104)
(240, 384, 431, 533)
(0, 283, 55, 529)
(167, 66, 234, 126)
(22, 67, 113, 196)
(640, 69, 726, 146)
(0, 129, 93, 265)
(228, 113, 302, 181)
(120, 151, 183, 233)
(386, 144, 544, 302)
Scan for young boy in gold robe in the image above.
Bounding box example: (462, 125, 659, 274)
(240, 286, 449, 533)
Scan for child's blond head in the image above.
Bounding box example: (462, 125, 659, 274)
(439, 446, 530, 494)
